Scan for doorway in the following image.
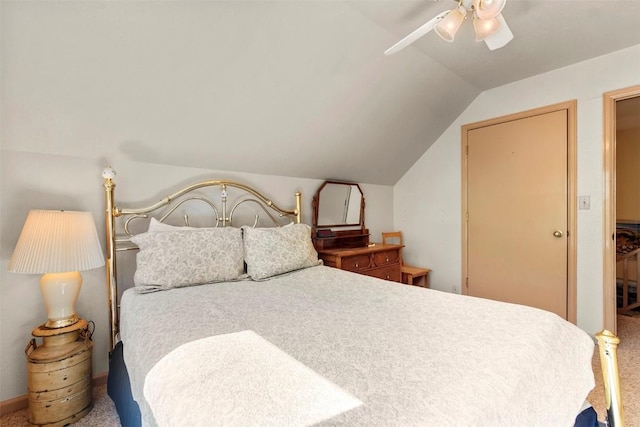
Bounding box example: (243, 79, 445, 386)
(462, 101, 577, 322)
(603, 85, 640, 333)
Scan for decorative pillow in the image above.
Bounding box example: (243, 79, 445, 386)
(130, 227, 246, 292)
(148, 217, 198, 232)
(242, 224, 321, 280)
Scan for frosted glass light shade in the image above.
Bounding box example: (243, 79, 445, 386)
(473, 0, 506, 20)
(473, 15, 501, 41)
(434, 6, 467, 42)
(8, 210, 105, 328)
(484, 14, 513, 50)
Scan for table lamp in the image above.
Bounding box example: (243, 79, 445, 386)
(8, 210, 105, 328)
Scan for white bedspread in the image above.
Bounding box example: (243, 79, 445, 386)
(144, 330, 362, 426)
(120, 265, 595, 427)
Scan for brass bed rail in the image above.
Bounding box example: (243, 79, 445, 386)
(596, 330, 624, 427)
(102, 167, 302, 350)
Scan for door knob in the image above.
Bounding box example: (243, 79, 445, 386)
(553, 230, 563, 238)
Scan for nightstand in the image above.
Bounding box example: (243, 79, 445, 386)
(25, 319, 93, 426)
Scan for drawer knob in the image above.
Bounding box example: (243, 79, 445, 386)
(355, 263, 359, 268)
(386, 257, 389, 262)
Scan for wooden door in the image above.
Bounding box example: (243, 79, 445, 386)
(463, 103, 576, 320)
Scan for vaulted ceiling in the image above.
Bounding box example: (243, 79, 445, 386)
(3, 1, 640, 185)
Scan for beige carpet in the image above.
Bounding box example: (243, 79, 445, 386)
(0, 384, 119, 427)
(588, 314, 640, 427)
(2, 317, 639, 426)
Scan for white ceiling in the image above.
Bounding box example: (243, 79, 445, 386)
(363, 0, 640, 90)
(2, 1, 640, 185)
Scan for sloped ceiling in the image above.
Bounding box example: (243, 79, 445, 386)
(2, 1, 640, 185)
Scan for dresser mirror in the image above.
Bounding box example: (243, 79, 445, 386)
(315, 181, 363, 227)
(312, 180, 369, 250)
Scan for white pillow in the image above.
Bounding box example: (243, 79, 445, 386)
(148, 217, 198, 232)
(131, 227, 246, 292)
(242, 224, 321, 281)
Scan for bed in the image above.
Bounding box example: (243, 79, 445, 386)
(102, 168, 621, 427)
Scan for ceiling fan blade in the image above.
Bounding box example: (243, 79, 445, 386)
(384, 11, 450, 56)
(484, 14, 513, 50)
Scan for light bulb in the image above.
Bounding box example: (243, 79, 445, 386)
(473, 15, 500, 41)
(473, 0, 506, 20)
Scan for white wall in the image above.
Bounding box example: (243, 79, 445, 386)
(394, 44, 640, 337)
(0, 150, 393, 401)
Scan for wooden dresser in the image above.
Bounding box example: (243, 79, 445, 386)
(317, 243, 403, 282)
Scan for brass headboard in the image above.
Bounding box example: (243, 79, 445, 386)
(102, 167, 301, 350)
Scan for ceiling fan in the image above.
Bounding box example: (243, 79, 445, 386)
(384, 0, 513, 56)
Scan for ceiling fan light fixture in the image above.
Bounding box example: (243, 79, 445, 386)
(384, 0, 511, 55)
(473, 0, 506, 20)
(484, 14, 513, 50)
(434, 6, 467, 43)
(473, 15, 500, 41)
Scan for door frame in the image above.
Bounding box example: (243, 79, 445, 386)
(461, 100, 577, 323)
(602, 84, 640, 333)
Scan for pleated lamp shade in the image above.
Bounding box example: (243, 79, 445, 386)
(8, 210, 105, 328)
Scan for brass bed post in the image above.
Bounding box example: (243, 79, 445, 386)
(295, 191, 301, 224)
(103, 167, 119, 351)
(596, 329, 624, 427)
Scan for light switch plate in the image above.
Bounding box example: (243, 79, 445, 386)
(579, 196, 590, 210)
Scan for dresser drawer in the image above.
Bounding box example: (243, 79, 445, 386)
(373, 250, 400, 267)
(368, 266, 401, 282)
(342, 254, 371, 272)
(316, 244, 403, 283)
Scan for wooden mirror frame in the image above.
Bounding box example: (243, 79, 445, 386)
(312, 180, 369, 250)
